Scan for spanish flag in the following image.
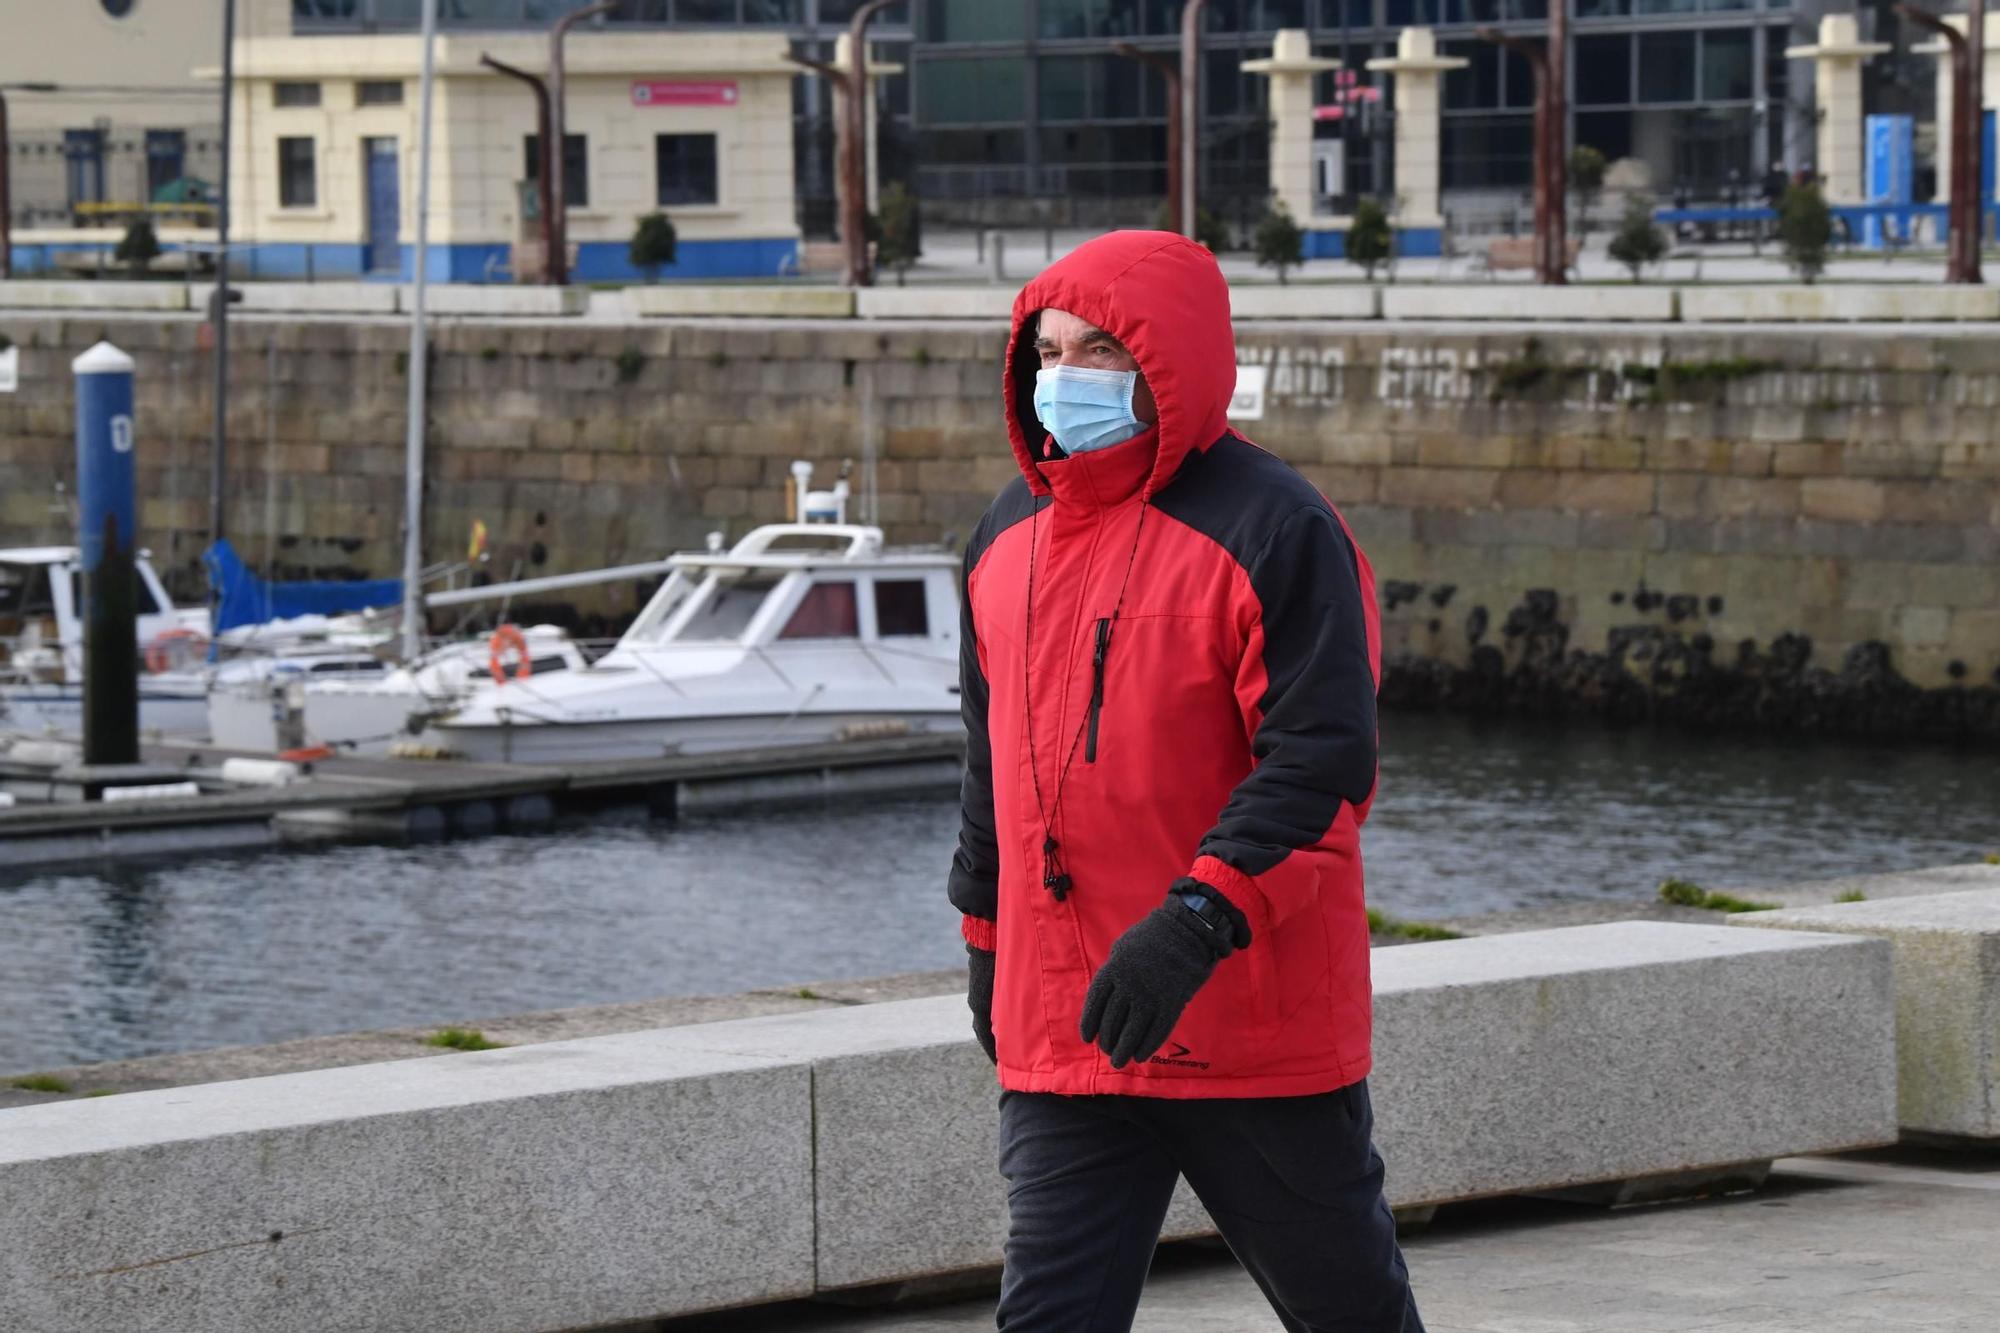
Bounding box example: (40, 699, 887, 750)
(468, 519, 489, 561)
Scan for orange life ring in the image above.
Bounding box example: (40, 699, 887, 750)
(488, 624, 532, 685)
(145, 627, 208, 674)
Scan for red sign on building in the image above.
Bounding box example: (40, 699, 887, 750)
(632, 80, 740, 107)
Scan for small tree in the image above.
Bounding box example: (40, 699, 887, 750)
(1345, 196, 1392, 281)
(629, 212, 678, 283)
(1568, 145, 1607, 238)
(1607, 193, 1667, 281)
(116, 219, 163, 277)
(1152, 202, 1231, 253)
(1778, 181, 1832, 284)
(875, 182, 922, 287)
(1252, 201, 1306, 285)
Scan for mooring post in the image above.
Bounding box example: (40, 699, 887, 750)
(73, 341, 141, 767)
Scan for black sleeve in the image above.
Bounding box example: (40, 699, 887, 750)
(947, 536, 1000, 922)
(1193, 504, 1378, 926)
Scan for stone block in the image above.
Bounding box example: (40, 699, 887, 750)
(1369, 922, 1896, 1206)
(1229, 284, 1381, 321)
(1381, 285, 1676, 322)
(193, 283, 398, 315)
(1679, 285, 2000, 323)
(1553, 471, 1655, 515)
(0, 1033, 815, 1333)
(1733, 889, 2000, 1140)
(855, 287, 1015, 321)
(0, 280, 190, 312)
(418, 286, 590, 318)
(1800, 477, 1887, 522)
(628, 286, 856, 319)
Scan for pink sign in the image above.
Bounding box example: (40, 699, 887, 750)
(632, 80, 740, 108)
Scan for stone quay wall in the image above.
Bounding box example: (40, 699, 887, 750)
(1, 314, 1995, 737)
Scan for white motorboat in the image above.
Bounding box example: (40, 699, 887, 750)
(0, 546, 213, 739)
(427, 521, 962, 763)
(204, 623, 589, 757)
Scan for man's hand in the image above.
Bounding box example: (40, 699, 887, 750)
(1079, 897, 1232, 1069)
(967, 944, 997, 1064)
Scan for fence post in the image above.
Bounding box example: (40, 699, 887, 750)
(72, 341, 141, 767)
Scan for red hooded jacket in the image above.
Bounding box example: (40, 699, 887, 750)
(949, 231, 1384, 1098)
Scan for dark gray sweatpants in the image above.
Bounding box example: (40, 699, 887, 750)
(996, 1079, 1423, 1332)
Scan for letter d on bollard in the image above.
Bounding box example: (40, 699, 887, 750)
(73, 341, 140, 768)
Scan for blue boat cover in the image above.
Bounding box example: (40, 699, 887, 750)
(204, 539, 403, 633)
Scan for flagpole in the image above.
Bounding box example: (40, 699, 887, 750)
(401, 0, 439, 663)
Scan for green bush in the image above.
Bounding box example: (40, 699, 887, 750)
(115, 219, 163, 276)
(1568, 145, 1607, 237)
(1345, 197, 1392, 281)
(1252, 201, 1306, 285)
(874, 181, 922, 286)
(629, 212, 678, 282)
(1153, 202, 1231, 253)
(1607, 194, 1667, 281)
(1778, 182, 1832, 284)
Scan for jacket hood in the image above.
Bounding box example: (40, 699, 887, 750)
(1004, 230, 1236, 501)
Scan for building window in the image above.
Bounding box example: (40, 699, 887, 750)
(64, 130, 106, 208)
(101, 0, 135, 16)
(874, 581, 929, 637)
(524, 133, 589, 207)
(1575, 34, 1631, 107)
(655, 133, 719, 205)
(1637, 31, 1697, 104)
(275, 81, 323, 108)
(278, 137, 318, 207)
(357, 80, 405, 106)
(145, 130, 187, 199)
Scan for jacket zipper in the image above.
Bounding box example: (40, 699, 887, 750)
(1086, 617, 1110, 762)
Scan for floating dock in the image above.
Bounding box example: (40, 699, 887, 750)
(0, 733, 965, 871)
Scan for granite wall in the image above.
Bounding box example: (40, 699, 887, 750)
(1, 315, 1995, 737)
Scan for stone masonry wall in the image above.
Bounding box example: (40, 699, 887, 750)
(1, 314, 1995, 737)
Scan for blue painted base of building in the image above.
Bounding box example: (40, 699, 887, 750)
(1301, 227, 1444, 261)
(9, 236, 800, 283)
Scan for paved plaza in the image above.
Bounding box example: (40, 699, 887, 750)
(659, 1146, 2000, 1333)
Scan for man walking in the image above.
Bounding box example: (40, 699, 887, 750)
(949, 230, 1422, 1331)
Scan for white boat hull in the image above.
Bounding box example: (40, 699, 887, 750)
(432, 708, 963, 764)
(0, 683, 210, 741)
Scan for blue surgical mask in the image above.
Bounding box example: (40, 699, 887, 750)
(1033, 365, 1148, 456)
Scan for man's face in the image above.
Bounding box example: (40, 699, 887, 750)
(1033, 308, 1159, 427)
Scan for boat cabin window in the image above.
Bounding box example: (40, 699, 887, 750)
(682, 573, 781, 641)
(529, 656, 569, 675)
(874, 580, 929, 637)
(0, 564, 57, 624)
(65, 570, 171, 618)
(781, 582, 859, 640)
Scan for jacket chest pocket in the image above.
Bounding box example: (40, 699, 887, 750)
(1084, 613, 1239, 768)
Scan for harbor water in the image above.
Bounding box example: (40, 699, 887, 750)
(1, 711, 1993, 1073)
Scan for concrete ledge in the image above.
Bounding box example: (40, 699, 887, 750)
(628, 285, 857, 319)
(196, 282, 400, 315)
(0, 1032, 815, 1333)
(0, 922, 1895, 1327)
(418, 285, 590, 318)
(1732, 889, 2000, 1140)
(854, 287, 1015, 321)
(1230, 284, 1382, 321)
(1678, 284, 2000, 322)
(1382, 284, 1678, 322)
(0, 280, 191, 312)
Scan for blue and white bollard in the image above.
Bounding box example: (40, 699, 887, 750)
(73, 340, 140, 766)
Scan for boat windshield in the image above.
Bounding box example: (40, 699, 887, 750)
(670, 573, 782, 643)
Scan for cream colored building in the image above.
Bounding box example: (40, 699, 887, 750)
(216, 9, 801, 280)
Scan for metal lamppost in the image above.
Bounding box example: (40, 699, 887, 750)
(1479, 11, 1568, 285)
(0, 89, 12, 281)
(1179, 0, 1212, 241)
(1898, 2, 1985, 283)
(211, 0, 237, 556)
(480, 55, 557, 283)
(547, 1, 618, 288)
(1113, 43, 1181, 236)
(790, 0, 898, 287)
